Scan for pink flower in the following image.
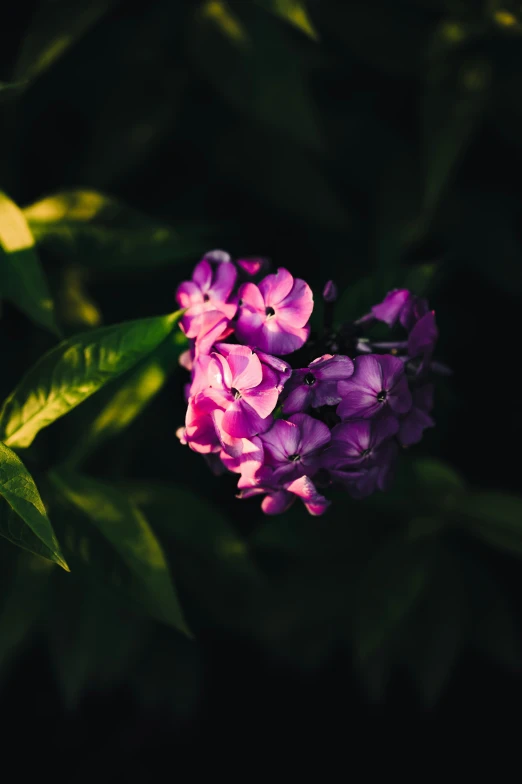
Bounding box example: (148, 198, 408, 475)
(176, 252, 238, 355)
(235, 267, 313, 355)
(239, 475, 330, 516)
(215, 342, 291, 394)
(196, 345, 279, 438)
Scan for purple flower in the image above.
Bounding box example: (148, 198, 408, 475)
(196, 345, 279, 438)
(372, 289, 412, 327)
(236, 257, 268, 277)
(239, 475, 330, 516)
(322, 280, 338, 303)
(327, 439, 398, 499)
(176, 253, 238, 355)
(337, 354, 412, 420)
(400, 295, 429, 331)
(282, 354, 354, 414)
(398, 384, 434, 446)
(235, 267, 313, 355)
(407, 310, 438, 365)
(323, 415, 398, 469)
(220, 435, 265, 488)
(259, 413, 331, 483)
(215, 342, 291, 394)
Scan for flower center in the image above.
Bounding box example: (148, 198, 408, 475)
(304, 372, 316, 386)
(287, 453, 301, 462)
(231, 388, 242, 400)
(361, 449, 372, 458)
(265, 306, 276, 318)
(203, 293, 210, 302)
(377, 390, 387, 403)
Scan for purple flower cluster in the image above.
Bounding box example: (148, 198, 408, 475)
(177, 253, 443, 517)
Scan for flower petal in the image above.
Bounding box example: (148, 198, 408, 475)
(227, 346, 263, 390)
(238, 282, 265, 312)
(261, 419, 300, 463)
(388, 375, 412, 414)
(372, 289, 411, 326)
(282, 385, 312, 415)
(311, 354, 354, 381)
(210, 259, 237, 301)
(258, 267, 294, 306)
(261, 491, 294, 515)
(289, 413, 331, 454)
(258, 321, 310, 355)
(336, 386, 380, 419)
(192, 260, 212, 291)
(352, 355, 383, 394)
(276, 278, 314, 328)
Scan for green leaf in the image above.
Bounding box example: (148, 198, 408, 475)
(456, 491, 522, 558)
(67, 330, 187, 468)
(0, 442, 68, 569)
(49, 471, 190, 636)
(0, 552, 53, 674)
(0, 191, 58, 334)
(23, 190, 215, 269)
(14, 0, 121, 82)
(0, 310, 184, 449)
(255, 0, 319, 39)
(353, 537, 435, 660)
(193, 3, 321, 151)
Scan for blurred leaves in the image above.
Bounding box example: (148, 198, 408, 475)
(14, 0, 122, 83)
(0, 310, 184, 448)
(67, 330, 187, 468)
(49, 470, 190, 635)
(0, 442, 68, 570)
(0, 191, 58, 334)
(192, 2, 322, 150)
(456, 491, 522, 558)
(0, 551, 53, 674)
(353, 536, 436, 660)
(255, 0, 319, 39)
(24, 190, 215, 270)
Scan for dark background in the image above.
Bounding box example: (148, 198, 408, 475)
(1, 0, 522, 756)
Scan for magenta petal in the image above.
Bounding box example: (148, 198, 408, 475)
(312, 354, 354, 381)
(388, 376, 412, 414)
(372, 289, 411, 326)
(379, 354, 408, 391)
(285, 476, 330, 516)
(258, 321, 310, 355)
(258, 267, 294, 305)
(352, 355, 383, 393)
(176, 280, 202, 309)
(282, 385, 312, 415)
(192, 260, 213, 291)
(289, 413, 331, 454)
(261, 419, 300, 462)
(241, 384, 278, 420)
(211, 259, 237, 301)
(222, 399, 270, 438)
(238, 282, 265, 311)
(227, 346, 263, 390)
(408, 311, 438, 359)
(398, 408, 434, 446)
(208, 353, 233, 390)
(261, 491, 294, 515)
(337, 386, 381, 419)
(237, 257, 267, 276)
(276, 278, 314, 328)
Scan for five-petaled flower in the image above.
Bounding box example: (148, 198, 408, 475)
(235, 267, 313, 355)
(337, 354, 412, 420)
